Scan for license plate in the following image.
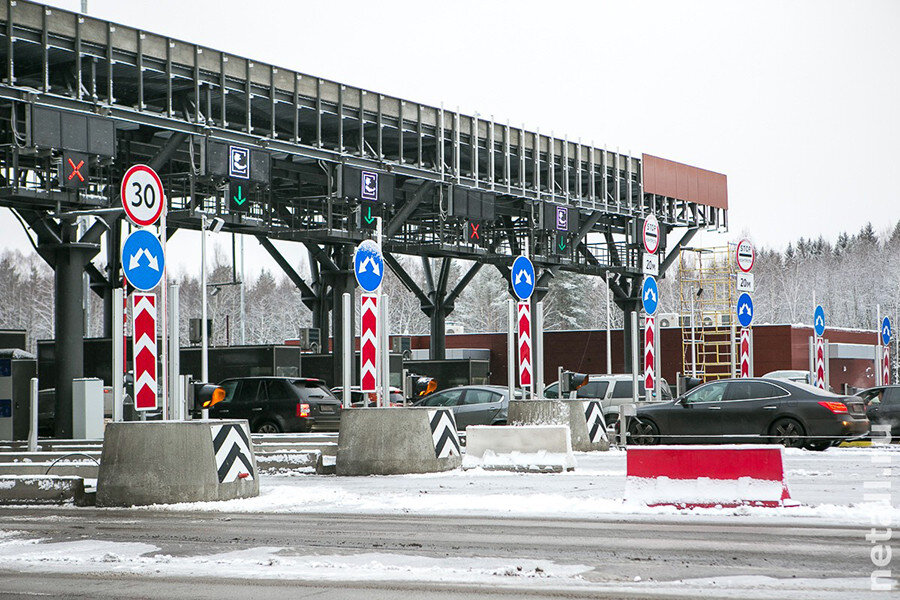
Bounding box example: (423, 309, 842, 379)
(319, 405, 335, 414)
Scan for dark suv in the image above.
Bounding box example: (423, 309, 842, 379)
(206, 377, 342, 433)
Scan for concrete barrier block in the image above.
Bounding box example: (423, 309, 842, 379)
(0, 475, 87, 505)
(509, 399, 609, 452)
(463, 425, 576, 472)
(625, 445, 796, 508)
(336, 407, 461, 476)
(96, 420, 259, 507)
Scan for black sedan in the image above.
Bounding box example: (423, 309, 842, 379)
(628, 378, 869, 450)
(203, 377, 342, 433)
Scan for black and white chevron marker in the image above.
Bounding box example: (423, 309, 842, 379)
(427, 409, 461, 459)
(210, 423, 255, 483)
(583, 400, 608, 444)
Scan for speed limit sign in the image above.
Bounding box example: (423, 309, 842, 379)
(121, 164, 165, 226)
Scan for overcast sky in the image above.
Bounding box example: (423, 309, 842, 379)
(3, 0, 899, 279)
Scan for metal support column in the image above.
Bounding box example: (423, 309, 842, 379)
(330, 246, 355, 388)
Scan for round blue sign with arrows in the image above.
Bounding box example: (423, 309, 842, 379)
(353, 239, 384, 293)
(122, 229, 165, 291)
(882, 317, 891, 346)
(736, 292, 754, 327)
(641, 276, 659, 315)
(511, 255, 535, 300)
(814, 305, 826, 337)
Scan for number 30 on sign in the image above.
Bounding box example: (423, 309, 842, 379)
(121, 164, 165, 227)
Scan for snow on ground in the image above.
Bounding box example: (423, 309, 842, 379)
(0, 533, 892, 598)
(146, 445, 900, 525)
(0, 534, 592, 585)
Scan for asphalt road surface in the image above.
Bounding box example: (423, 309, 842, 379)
(0, 508, 893, 600)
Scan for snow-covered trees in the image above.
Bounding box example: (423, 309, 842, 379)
(1, 220, 898, 350)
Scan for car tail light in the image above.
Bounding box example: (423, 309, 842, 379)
(296, 403, 310, 417)
(818, 401, 848, 414)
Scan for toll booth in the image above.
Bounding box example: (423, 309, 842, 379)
(0, 349, 37, 441)
(405, 359, 491, 391)
(0, 330, 27, 352)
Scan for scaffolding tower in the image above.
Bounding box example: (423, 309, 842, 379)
(678, 246, 739, 381)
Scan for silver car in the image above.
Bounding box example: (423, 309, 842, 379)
(544, 374, 672, 426)
(414, 385, 521, 431)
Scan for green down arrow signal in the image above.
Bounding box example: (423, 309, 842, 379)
(233, 185, 247, 206)
(558, 239, 567, 251)
(364, 206, 375, 224)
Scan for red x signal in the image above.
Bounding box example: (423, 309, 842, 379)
(469, 222, 480, 240)
(67, 158, 85, 182)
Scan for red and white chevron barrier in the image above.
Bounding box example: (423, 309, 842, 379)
(626, 445, 796, 508)
(132, 293, 157, 411)
(517, 301, 532, 388)
(360, 294, 378, 393)
(644, 316, 655, 392)
(814, 336, 826, 389)
(883, 345, 891, 385)
(740, 327, 751, 378)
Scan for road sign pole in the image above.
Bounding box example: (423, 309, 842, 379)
(631, 311, 639, 406)
(507, 299, 515, 401)
(160, 208, 168, 420)
(342, 292, 352, 409)
(876, 305, 882, 386)
(201, 214, 209, 419)
(534, 301, 544, 397)
(381, 294, 391, 408)
(605, 272, 612, 375)
(654, 314, 660, 400)
(112, 287, 124, 422)
(168, 283, 180, 420)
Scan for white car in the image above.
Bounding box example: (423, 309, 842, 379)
(543, 374, 672, 426)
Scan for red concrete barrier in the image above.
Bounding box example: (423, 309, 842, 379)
(625, 445, 796, 508)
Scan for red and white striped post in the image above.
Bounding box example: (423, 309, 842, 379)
(517, 301, 533, 394)
(132, 293, 158, 411)
(740, 328, 752, 378)
(814, 337, 826, 389)
(883, 345, 891, 386)
(644, 316, 655, 394)
(360, 294, 378, 393)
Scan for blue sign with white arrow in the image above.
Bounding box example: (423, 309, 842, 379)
(736, 292, 754, 327)
(882, 317, 891, 346)
(814, 305, 826, 337)
(122, 229, 164, 291)
(511, 255, 535, 300)
(642, 276, 659, 315)
(353, 239, 384, 293)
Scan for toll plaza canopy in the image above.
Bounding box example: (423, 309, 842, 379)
(0, 0, 728, 427)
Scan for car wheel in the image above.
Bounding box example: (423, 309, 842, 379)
(491, 420, 508, 426)
(628, 418, 659, 445)
(769, 418, 806, 448)
(604, 414, 618, 428)
(805, 439, 831, 451)
(255, 420, 281, 434)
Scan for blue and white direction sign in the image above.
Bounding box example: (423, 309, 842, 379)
(641, 276, 659, 315)
(353, 239, 384, 293)
(814, 305, 826, 337)
(511, 255, 535, 300)
(736, 292, 754, 328)
(882, 317, 891, 346)
(122, 229, 165, 291)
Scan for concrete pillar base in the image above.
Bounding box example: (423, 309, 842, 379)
(96, 420, 259, 507)
(509, 399, 610, 452)
(336, 407, 461, 475)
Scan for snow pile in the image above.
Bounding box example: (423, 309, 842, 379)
(0, 535, 592, 584)
(625, 475, 790, 507)
(462, 449, 576, 473)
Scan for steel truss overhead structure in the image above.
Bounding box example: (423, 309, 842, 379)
(0, 1, 727, 434)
